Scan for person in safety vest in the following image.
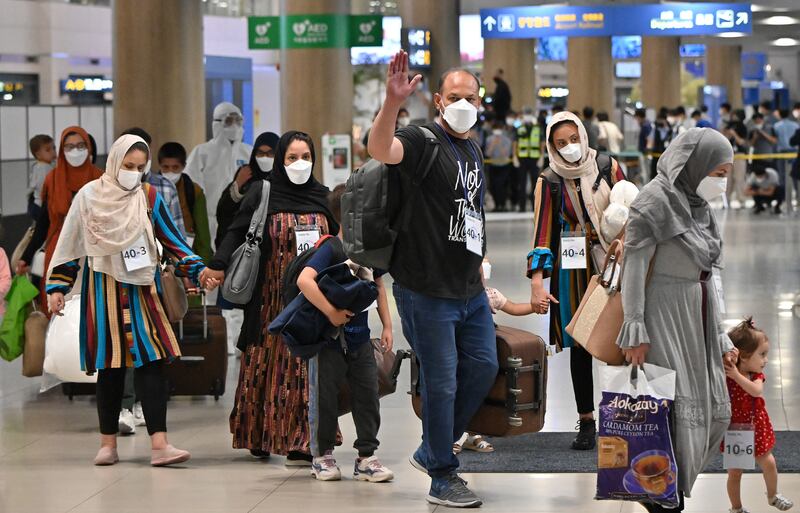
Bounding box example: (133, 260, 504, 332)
(512, 106, 544, 212)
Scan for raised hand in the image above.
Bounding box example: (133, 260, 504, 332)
(385, 51, 423, 105)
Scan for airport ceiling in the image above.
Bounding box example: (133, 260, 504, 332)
(459, 0, 800, 51)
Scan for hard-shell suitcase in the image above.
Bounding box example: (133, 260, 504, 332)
(410, 325, 548, 436)
(164, 293, 227, 400)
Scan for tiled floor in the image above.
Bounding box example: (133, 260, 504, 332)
(1, 209, 798, 512)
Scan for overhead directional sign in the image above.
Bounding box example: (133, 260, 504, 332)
(248, 14, 382, 49)
(480, 3, 751, 39)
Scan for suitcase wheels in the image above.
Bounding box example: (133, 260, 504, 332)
(213, 378, 224, 401)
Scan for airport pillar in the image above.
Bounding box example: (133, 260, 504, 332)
(642, 37, 682, 110)
(113, 0, 206, 151)
(483, 38, 537, 112)
(567, 36, 613, 115)
(707, 43, 743, 108)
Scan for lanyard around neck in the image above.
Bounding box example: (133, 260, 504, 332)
(433, 123, 484, 210)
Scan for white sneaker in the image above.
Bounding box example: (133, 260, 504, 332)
(118, 409, 136, 435)
(769, 494, 794, 511)
(132, 403, 146, 426)
(311, 453, 341, 481)
(354, 455, 394, 483)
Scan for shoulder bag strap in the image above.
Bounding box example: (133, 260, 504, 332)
(398, 126, 440, 232)
(248, 180, 271, 243)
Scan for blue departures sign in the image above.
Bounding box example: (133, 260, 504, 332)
(481, 3, 751, 39)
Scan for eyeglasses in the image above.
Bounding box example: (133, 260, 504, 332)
(63, 143, 87, 152)
(215, 114, 243, 127)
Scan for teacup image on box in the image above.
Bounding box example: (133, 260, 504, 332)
(598, 436, 628, 468)
(630, 450, 676, 496)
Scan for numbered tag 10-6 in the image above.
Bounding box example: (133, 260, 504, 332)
(723, 424, 755, 470)
(295, 225, 321, 255)
(560, 232, 587, 270)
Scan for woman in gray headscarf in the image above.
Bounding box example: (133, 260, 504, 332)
(617, 128, 740, 512)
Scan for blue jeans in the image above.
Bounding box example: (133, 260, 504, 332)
(393, 284, 498, 478)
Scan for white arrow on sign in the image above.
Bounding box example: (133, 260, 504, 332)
(736, 12, 749, 25)
(483, 16, 497, 31)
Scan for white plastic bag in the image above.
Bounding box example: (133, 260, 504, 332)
(43, 295, 96, 383)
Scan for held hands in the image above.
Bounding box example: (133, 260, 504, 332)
(723, 349, 741, 380)
(326, 307, 355, 328)
(380, 327, 394, 352)
(16, 261, 30, 276)
(199, 268, 224, 291)
(623, 344, 650, 366)
(48, 292, 65, 316)
(235, 165, 253, 188)
(386, 51, 422, 105)
(530, 282, 559, 315)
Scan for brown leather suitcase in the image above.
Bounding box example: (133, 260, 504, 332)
(164, 294, 228, 400)
(411, 325, 548, 437)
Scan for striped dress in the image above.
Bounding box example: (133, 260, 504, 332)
(526, 161, 625, 350)
(230, 212, 330, 455)
(46, 185, 204, 374)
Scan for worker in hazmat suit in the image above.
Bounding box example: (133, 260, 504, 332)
(185, 102, 252, 355)
(185, 102, 253, 240)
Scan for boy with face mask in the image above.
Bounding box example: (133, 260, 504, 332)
(157, 142, 212, 265)
(367, 51, 497, 508)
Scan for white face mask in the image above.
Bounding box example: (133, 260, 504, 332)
(285, 159, 313, 185)
(256, 156, 274, 172)
(223, 125, 243, 142)
(65, 148, 88, 167)
(558, 143, 582, 163)
(117, 169, 142, 191)
(793, 110, 800, 119)
(397, 116, 410, 128)
(441, 98, 478, 134)
(696, 176, 728, 202)
(163, 172, 182, 184)
(492, 129, 503, 135)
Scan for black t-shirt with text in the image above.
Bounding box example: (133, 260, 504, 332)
(390, 122, 486, 300)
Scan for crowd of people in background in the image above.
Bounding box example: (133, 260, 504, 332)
(1, 51, 799, 511)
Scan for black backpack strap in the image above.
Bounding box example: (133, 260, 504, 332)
(398, 126, 440, 232)
(593, 153, 614, 191)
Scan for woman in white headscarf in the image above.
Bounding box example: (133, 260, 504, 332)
(527, 111, 627, 451)
(617, 128, 739, 512)
(46, 135, 218, 467)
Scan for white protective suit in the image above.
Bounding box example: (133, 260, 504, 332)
(185, 102, 253, 240)
(185, 102, 251, 354)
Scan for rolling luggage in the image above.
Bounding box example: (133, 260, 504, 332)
(410, 325, 548, 437)
(164, 293, 227, 400)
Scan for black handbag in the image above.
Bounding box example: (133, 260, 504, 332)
(222, 180, 270, 304)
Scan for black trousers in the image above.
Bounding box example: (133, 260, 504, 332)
(516, 157, 540, 211)
(754, 187, 784, 209)
(489, 164, 514, 211)
(570, 345, 594, 415)
(309, 343, 380, 458)
(97, 360, 167, 435)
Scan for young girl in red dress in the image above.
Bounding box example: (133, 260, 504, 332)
(723, 318, 794, 513)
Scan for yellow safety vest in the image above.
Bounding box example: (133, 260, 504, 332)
(516, 124, 541, 159)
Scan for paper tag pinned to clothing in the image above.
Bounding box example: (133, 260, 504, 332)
(560, 233, 587, 270)
(465, 209, 483, 256)
(122, 234, 151, 272)
(723, 425, 755, 469)
(295, 225, 321, 255)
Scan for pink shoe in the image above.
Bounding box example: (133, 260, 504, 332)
(94, 446, 119, 466)
(151, 445, 191, 467)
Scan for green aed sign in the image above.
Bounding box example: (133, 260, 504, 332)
(248, 14, 382, 50)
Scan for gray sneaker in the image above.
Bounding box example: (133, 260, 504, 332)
(427, 474, 482, 508)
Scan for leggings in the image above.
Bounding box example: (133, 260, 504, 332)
(96, 360, 167, 436)
(570, 345, 594, 415)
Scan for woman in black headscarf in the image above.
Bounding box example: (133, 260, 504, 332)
(214, 131, 280, 248)
(203, 131, 339, 464)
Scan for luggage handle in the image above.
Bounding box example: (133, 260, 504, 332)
(177, 290, 208, 340)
